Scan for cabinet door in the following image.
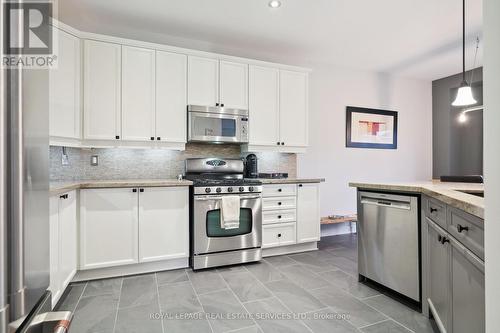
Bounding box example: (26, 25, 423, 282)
(296, 183, 320, 243)
(451, 244, 485, 333)
(122, 46, 155, 141)
(138, 187, 189, 262)
(80, 188, 138, 269)
(49, 196, 60, 307)
(187, 56, 219, 106)
(155, 51, 187, 143)
(426, 220, 451, 332)
(83, 40, 121, 140)
(58, 191, 77, 289)
(219, 60, 248, 109)
(49, 29, 80, 139)
(279, 70, 308, 147)
(248, 66, 279, 145)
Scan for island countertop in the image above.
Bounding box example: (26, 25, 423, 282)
(349, 181, 484, 219)
(50, 179, 193, 196)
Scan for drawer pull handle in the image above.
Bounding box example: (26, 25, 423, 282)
(457, 224, 469, 233)
(278, 188, 282, 192)
(430, 207, 438, 213)
(438, 235, 442, 242)
(277, 233, 282, 238)
(440, 236, 450, 245)
(278, 202, 282, 206)
(59, 194, 68, 199)
(278, 215, 282, 219)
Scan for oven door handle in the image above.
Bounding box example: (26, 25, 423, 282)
(194, 195, 261, 201)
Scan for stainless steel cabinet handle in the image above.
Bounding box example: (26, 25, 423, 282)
(194, 195, 261, 201)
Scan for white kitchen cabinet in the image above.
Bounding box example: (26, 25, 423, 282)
(58, 191, 78, 291)
(219, 60, 248, 109)
(80, 188, 139, 270)
(248, 66, 279, 146)
(49, 191, 77, 307)
(279, 70, 308, 147)
(188, 56, 248, 109)
(121, 46, 155, 141)
(49, 28, 81, 140)
(187, 56, 219, 107)
(297, 183, 320, 243)
(138, 187, 189, 262)
(262, 222, 297, 248)
(155, 51, 187, 143)
(83, 40, 121, 140)
(49, 196, 61, 306)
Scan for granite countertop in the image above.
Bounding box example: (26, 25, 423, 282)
(349, 181, 484, 219)
(50, 179, 193, 196)
(256, 178, 325, 184)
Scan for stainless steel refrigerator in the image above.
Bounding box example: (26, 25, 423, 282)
(1, 1, 71, 332)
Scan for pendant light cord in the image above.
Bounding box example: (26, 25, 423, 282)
(462, 0, 466, 82)
(469, 37, 480, 84)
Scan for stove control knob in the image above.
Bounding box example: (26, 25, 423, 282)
(216, 187, 222, 193)
(227, 187, 233, 193)
(205, 188, 211, 193)
(249, 186, 254, 192)
(239, 187, 245, 192)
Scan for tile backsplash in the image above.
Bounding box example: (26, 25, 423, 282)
(50, 143, 296, 181)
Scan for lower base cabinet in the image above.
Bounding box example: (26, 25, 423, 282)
(49, 191, 77, 307)
(427, 218, 451, 332)
(425, 195, 485, 333)
(80, 187, 189, 270)
(451, 244, 485, 333)
(262, 183, 320, 249)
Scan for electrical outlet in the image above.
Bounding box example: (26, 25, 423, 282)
(61, 154, 69, 166)
(61, 147, 69, 166)
(91, 155, 99, 166)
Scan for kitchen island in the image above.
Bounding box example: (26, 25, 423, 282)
(350, 181, 485, 333)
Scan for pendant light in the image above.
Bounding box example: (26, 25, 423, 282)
(452, 0, 477, 107)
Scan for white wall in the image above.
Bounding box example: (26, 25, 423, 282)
(298, 64, 432, 217)
(484, 0, 500, 331)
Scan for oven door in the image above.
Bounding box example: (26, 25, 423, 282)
(188, 111, 248, 143)
(193, 194, 262, 255)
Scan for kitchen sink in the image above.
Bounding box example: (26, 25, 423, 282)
(456, 190, 484, 197)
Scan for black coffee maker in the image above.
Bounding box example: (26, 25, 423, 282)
(245, 154, 258, 178)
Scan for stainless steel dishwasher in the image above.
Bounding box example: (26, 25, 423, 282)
(357, 191, 420, 302)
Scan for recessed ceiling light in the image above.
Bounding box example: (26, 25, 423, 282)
(268, 0, 281, 8)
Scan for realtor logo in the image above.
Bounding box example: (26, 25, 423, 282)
(2, 0, 56, 68)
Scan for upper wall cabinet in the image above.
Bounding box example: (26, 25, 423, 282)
(188, 56, 248, 109)
(187, 56, 219, 107)
(49, 28, 81, 141)
(244, 69, 309, 153)
(155, 51, 187, 143)
(219, 60, 248, 109)
(279, 70, 308, 148)
(121, 46, 156, 141)
(249, 66, 279, 146)
(83, 40, 121, 140)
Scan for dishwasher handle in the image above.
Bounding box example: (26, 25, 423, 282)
(360, 197, 411, 210)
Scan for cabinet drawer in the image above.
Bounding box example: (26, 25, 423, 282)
(448, 207, 484, 260)
(262, 222, 296, 248)
(263, 209, 296, 225)
(425, 198, 447, 229)
(263, 196, 297, 211)
(263, 184, 296, 197)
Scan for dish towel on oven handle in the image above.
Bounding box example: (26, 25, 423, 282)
(221, 195, 241, 229)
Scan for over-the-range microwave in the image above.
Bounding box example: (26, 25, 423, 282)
(187, 105, 249, 144)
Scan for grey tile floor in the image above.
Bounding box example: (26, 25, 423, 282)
(57, 234, 435, 333)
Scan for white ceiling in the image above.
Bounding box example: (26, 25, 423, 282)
(59, 0, 483, 81)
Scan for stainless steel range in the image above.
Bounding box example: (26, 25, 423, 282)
(185, 158, 262, 270)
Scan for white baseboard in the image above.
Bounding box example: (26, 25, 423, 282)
(72, 257, 189, 282)
(262, 242, 318, 257)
